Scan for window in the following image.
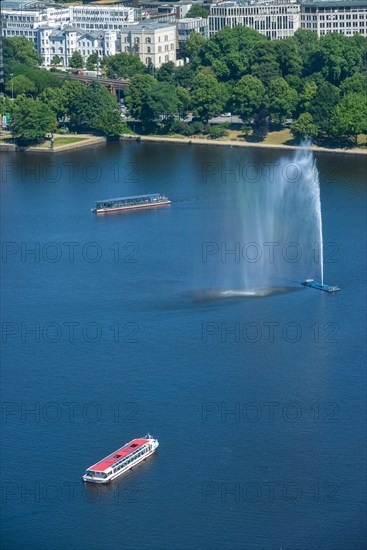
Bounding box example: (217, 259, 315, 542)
(147, 46, 151, 53)
(146, 37, 151, 43)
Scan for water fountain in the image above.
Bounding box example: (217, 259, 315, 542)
(204, 144, 340, 296)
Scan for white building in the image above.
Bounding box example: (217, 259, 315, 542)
(1, 1, 135, 44)
(209, 0, 301, 39)
(1, 1, 176, 68)
(120, 24, 177, 67)
(69, 5, 135, 31)
(1, 2, 71, 46)
(177, 17, 209, 47)
(300, 0, 367, 37)
(37, 26, 118, 66)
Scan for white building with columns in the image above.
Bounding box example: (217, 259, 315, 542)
(37, 26, 119, 67)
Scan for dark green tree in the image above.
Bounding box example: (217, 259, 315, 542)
(87, 53, 99, 65)
(183, 32, 206, 62)
(231, 75, 265, 122)
(315, 33, 363, 84)
(298, 80, 318, 113)
(69, 51, 84, 69)
(293, 29, 320, 76)
(251, 42, 280, 84)
(62, 80, 85, 110)
(252, 108, 269, 140)
(274, 38, 303, 77)
(5, 75, 36, 97)
(51, 55, 63, 66)
(93, 109, 122, 137)
(68, 81, 118, 132)
(185, 5, 208, 18)
(105, 53, 146, 78)
(10, 64, 62, 95)
(191, 73, 226, 122)
(308, 79, 340, 133)
(199, 26, 265, 81)
(176, 86, 191, 118)
(331, 92, 367, 143)
(156, 62, 176, 83)
(3, 36, 42, 80)
(146, 82, 179, 129)
(340, 72, 367, 96)
(267, 77, 298, 123)
(291, 113, 318, 140)
(124, 74, 158, 122)
(174, 63, 197, 89)
(41, 87, 67, 119)
(11, 97, 57, 145)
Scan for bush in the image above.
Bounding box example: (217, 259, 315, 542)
(169, 120, 190, 135)
(57, 126, 70, 134)
(209, 124, 229, 139)
(189, 121, 204, 135)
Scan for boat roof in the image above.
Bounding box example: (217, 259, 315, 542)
(89, 438, 149, 472)
(96, 194, 161, 203)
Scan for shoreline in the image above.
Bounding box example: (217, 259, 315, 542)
(0, 132, 366, 156)
(0, 134, 106, 153)
(120, 134, 367, 156)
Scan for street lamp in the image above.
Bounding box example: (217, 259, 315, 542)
(9, 73, 14, 100)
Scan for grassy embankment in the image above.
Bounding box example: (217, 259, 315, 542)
(149, 128, 367, 148)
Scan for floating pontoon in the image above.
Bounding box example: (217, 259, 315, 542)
(301, 279, 340, 293)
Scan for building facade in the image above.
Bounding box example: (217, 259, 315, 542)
(37, 27, 118, 66)
(300, 0, 367, 37)
(177, 17, 209, 47)
(209, 0, 301, 39)
(120, 23, 177, 67)
(1, 1, 177, 67)
(208, 0, 367, 38)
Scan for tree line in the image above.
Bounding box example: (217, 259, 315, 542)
(124, 27, 367, 144)
(2, 29, 367, 145)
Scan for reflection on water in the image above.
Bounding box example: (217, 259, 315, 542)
(193, 286, 303, 301)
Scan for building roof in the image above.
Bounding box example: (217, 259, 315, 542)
(89, 439, 149, 472)
(300, 0, 367, 6)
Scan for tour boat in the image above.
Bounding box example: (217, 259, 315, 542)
(91, 194, 170, 214)
(82, 434, 159, 483)
(301, 279, 341, 292)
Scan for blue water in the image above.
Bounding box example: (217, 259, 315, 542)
(1, 143, 366, 549)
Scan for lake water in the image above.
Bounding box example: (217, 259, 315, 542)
(1, 142, 366, 550)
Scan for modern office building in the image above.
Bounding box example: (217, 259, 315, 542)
(177, 17, 209, 47)
(208, 0, 301, 39)
(300, 0, 367, 37)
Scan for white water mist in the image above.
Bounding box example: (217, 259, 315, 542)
(210, 142, 324, 292)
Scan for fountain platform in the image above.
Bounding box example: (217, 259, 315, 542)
(301, 279, 340, 292)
